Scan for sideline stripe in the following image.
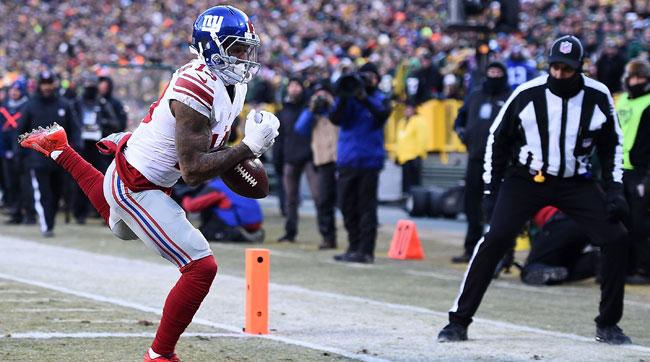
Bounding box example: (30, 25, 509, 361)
(0, 273, 390, 362)
(110, 170, 181, 267)
(121, 179, 192, 261)
(1, 332, 245, 340)
(116, 175, 187, 264)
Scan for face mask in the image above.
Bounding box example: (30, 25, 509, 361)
(547, 72, 583, 98)
(83, 86, 98, 100)
(627, 82, 650, 99)
(484, 76, 507, 93)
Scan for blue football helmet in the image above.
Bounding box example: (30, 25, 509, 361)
(191, 5, 261, 85)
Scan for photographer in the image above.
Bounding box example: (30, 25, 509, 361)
(295, 80, 339, 250)
(331, 63, 391, 264)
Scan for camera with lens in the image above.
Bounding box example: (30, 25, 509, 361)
(310, 93, 332, 113)
(335, 72, 373, 98)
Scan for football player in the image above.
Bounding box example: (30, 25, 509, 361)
(18, 5, 279, 362)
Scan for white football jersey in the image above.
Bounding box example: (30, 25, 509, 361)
(124, 59, 247, 188)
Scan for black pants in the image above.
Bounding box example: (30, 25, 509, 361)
(524, 216, 599, 282)
(73, 142, 110, 221)
(463, 158, 485, 255)
(283, 161, 320, 239)
(273, 160, 286, 216)
(316, 162, 337, 243)
(449, 173, 628, 328)
(401, 157, 422, 194)
(2, 157, 30, 220)
(29, 166, 66, 232)
(623, 170, 650, 274)
(338, 167, 379, 256)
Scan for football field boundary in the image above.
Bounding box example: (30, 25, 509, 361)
(0, 272, 390, 362)
(2, 236, 650, 360)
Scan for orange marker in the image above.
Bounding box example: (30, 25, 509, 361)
(387, 219, 426, 260)
(244, 248, 269, 334)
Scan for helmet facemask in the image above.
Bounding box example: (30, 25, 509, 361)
(204, 35, 260, 85)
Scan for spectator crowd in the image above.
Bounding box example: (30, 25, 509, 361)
(1, 0, 650, 284)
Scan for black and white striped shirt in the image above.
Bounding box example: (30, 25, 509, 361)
(483, 74, 623, 192)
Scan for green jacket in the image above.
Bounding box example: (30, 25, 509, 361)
(616, 92, 650, 171)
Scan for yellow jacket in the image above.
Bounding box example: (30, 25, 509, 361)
(395, 113, 428, 164)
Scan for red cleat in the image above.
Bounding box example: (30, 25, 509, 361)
(143, 351, 181, 362)
(18, 122, 68, 157)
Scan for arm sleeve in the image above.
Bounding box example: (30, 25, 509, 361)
(641, 107, 650, 171)
(294, 109, 314, 137)
(168, 69, 215, 119)
(15, 104, 30, 156)
(66, 102, 82, 149)
(361, 94, 392, 127)
(453, 101, 469, 143)
(483, 93, 519, 193)
(596, 93, 624, 189)
(330, 97, 348, 126)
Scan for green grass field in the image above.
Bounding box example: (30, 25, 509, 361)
(1, 206, 649, 361)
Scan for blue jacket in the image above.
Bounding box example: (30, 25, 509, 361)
(330, 90, 391, 169)
(294, 106, 334, 138)
(208, 179, 263, 227)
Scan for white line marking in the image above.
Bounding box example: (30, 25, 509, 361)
(0, 298, 72, 303)
(49, 319, 154, 324)
(0, 273, 389, 362)
(0, 290, 38, 294)
(13, 308, 114, 313)
(1, 332, 246, 340)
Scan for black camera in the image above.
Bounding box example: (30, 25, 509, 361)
(311, 93, 332, 112)
(335, 73, 364, 98)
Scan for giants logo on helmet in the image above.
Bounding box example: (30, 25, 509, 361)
(202, 15, 224, 32)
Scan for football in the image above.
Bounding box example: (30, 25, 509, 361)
(221, 158, 269, 199)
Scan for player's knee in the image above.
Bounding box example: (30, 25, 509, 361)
(185, 256, 218, 284)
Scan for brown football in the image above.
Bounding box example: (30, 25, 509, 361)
(221, 158, 269, 199)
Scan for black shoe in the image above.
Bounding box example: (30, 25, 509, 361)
(625, 273, 650, 285)
(451, 253, 471, 264)
(42, 230, 54, 238)
(333, 252, 374, 264)
(522, 264, 569, 285)
(277, 234, 295, 243)
(596, 325, 631, 345)
(437, 323, 468, 342)
(5, 217, 22, 225)
(23, 218, 36, 225)
(333, 252, 353, 261)
(318, 240, 337, 250)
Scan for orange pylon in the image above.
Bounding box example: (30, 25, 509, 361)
(388, 220, 425, 260)
(244, 248, 269, 334)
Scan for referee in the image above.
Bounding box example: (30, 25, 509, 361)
(437, 35, 632, 345)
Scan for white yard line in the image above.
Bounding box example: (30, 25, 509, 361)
(0, 289, 38, 294)
(0, 298, 72, 303)
(13, 308, 115, 313)
(49, 318, 153, 324)
(1, 332, 246, 339)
